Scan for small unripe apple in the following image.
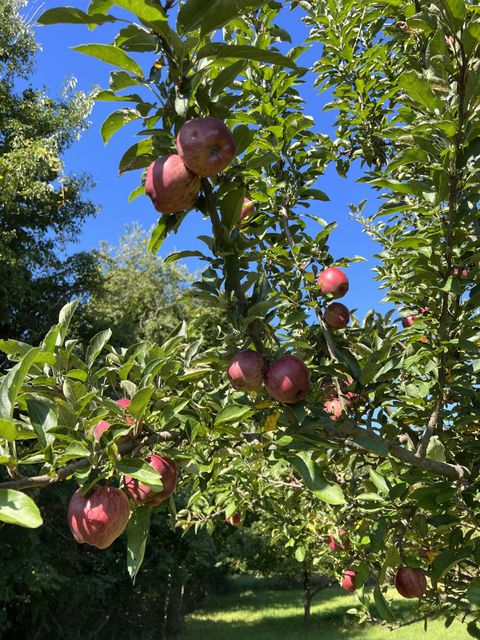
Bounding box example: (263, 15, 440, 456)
(226, 512, 241, 526)
(324, 302, 350, 329)
(329, 529, 349, 552)
(317, 267, 349, 298)
(227, 350, 265, 392)
(145, 154, 200, 214)
(124, 454, 177, 507)
(176, 117, 236, 177)
(394, 567, 427, 598)
(67, 485, 130, 549)
(341, 569, 357, 592)
(265, 355, 310, 404)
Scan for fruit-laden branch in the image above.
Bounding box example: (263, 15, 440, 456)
(322, 419, 468, 482)
(201, 177, 266, 355)
(0, 431, 174, 491)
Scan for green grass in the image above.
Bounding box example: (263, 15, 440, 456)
(179, 585, 470, 640)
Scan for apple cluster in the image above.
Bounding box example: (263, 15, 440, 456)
(145, 117, 236, 214)
(67, 397, 178, 549)
(227, 350, 310, 404)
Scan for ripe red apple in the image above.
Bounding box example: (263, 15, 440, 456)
(145, 154, 200, 214)
(124, 454, 177, 507)
(240, 197, 254, 223)
(93, 398, 134, 441)
(226, 512, 241, 526)
(402, 315, 416, 328)
(265, 355, 310, 404)
(227, 350, 265, 392)
(329, 529, 349, 552)
(341, 569, 357, 592)
(67, 485, 130, 549)
(324, 393, 353, 420)
(394, 567, 427, 598)
(176, 117, 236, 177)
(324, 302, 350, 329)
(317, 267, 349, 298)
(453, 266, 469, 278)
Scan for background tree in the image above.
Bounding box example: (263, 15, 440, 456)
(0, 0, 98, 345)
(75, 223, 225, 348)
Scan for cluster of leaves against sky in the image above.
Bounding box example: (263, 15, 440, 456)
(1, 0, 480, 635)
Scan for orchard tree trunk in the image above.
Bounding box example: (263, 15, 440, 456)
(303, 567, 312, 627)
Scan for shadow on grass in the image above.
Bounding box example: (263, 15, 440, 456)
(180, 587, 422, 640)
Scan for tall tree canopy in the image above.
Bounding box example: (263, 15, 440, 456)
(0, 0, 97, 344)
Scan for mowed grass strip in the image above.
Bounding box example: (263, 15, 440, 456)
(179, 586, 470, 640)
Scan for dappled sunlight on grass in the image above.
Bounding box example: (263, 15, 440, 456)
(179, 586, 470, 640)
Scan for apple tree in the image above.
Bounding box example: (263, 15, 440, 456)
(1, 0, 480, 635)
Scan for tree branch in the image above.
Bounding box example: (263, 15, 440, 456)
(201, 178, 266, 355)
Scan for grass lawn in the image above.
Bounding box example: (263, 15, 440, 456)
(179, 585, 470, 640)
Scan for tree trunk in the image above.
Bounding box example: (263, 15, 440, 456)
(303, 567, 312, 627)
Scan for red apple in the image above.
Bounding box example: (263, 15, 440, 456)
(394, 567, 427, 598)
(124, 454, 177, 507)
(240, 197, 254, 222)
(93, 398, 134, 441)
(324, 393, 353, 420)
(145, 154, 200, 214)
(453, 266, 469, 278)
(67, 485, 130, 549)
(226, 512, 241, 526)
(402, 315, 416, 328)
(176, 117, 236, 177)
(329, 529, 349, 552)
(265, 355, 310, 404)
(317, 267, 349, 298)
(341, 569, 357, 592)
(324, 302, 350, 329)
(227, 350, 265, 392)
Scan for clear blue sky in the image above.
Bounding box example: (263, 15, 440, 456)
(31, 1, 388, 319)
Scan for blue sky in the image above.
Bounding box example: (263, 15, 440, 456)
(31, 1, 388, 320)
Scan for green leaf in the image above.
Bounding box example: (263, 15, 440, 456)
(148, 213, 187, 254)
(369, 468, 389, 495)
(439, 0, 466, 28)
(72, 44, 144, 77)
(26, 398, 57, 447)
(426, 435, 446, 462)
(290, 453, 346, 505)
(0, 347, 41, 419)
(111, 0, 168, 33)
(117, 459, 164, 489)
(86, 329, 112, 370)
(101, 108, 141, 144)
(197, 43, 298, 70)
(398, 71, 443, 112)
(373, 585, 395, 623)
(211, 60, 245, 96)
(0, 419, 17, 441)
(38, 7, 116, 25)
(127, 505, 151, 581)
(295, 546, 306, 562)
(214, 404, 252, 427)
(128, 386, 154, 418)
(353, 435, 389, 456)
(178, 0, 265, 35)
(220, 187, 245, 230)
(467, 578, 480, 606)
(431, 547, 472, 587)
(0, 490, 43, 528)
(58, 301, 79, 344)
